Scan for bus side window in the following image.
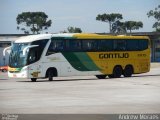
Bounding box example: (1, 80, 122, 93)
(46, 41, 54, 55)
(66, 40, 81, 51)
(46, 40, 65, 55)
(126, 40, 139, 51)
(74, 40, 81, 51)
(28, 48, 38, 64)
(82, 40, 89, 51)
(82, 40, 98, 51)
(55, 41, 65, 51)
(139, 40, 148, 50)
(99, 40, 113, 51)
(31, 39, 49, 57)
(114, 40, 126, 51)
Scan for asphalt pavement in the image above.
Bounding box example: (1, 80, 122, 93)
(0, 64, 160, 114)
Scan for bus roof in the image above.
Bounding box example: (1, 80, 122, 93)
(14, 33, 74, 43)
(15, 34, 52, 43)
(14, 33, 149, 43)
(73, 33, 149, 39)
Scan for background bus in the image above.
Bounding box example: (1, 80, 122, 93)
(7, 33, 150, 82)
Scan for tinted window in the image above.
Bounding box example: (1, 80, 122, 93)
(46, 38, 148, 54)
(126, 39, 148, 51)
(98, 40, 113, 51)
(114, 40, 126, 51)
(66, 40, 81, 51)
(47, 40, 65, 55)
(139, 39, 148, 50)
(82, 40, 98, 51)
(27, 39, 49, 64)
(28, 47, 38, 64)
(126, 40, 139, 51)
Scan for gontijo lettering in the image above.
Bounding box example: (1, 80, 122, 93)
(99, 53, 129, 59)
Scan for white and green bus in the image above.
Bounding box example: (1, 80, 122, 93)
(7, 33, 150, 82)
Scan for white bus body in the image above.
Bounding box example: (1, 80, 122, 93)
(8, 34, 101, 81)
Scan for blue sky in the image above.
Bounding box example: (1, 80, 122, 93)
(0, 0, 159, 34)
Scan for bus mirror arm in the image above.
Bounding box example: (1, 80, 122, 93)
(23, 45, 39, 56)
(3, 46, 11, 56)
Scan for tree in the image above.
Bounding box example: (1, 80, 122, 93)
(124, 21, 143, 33)
(147, 5, 160, 31)
(96, 13, 123, 33)
(67, 26, 82, 33)
(16, 12, 52, 34)
(111, 20, 126, 34)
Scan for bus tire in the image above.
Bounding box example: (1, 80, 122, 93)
(96, 75, 106, 79)
(48, 70, 54, 81)
(46, 68, 57, 81)
(123, 65, 133, 77)
(31, 78, 37, 82)
(112, 66, 123, 78)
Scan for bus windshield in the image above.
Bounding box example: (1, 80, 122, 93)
(9, 39, 49, 68)
(9, 43, 30, 68)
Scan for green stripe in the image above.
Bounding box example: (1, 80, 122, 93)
(62, 52, 100, 71)
(73, 53, 100, 71)
(16, 68, 22, 71)
(62, 52, 90, 71)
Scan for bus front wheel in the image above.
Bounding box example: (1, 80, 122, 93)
(48, 70, 54, 81)
(31, 78, 37, 82)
